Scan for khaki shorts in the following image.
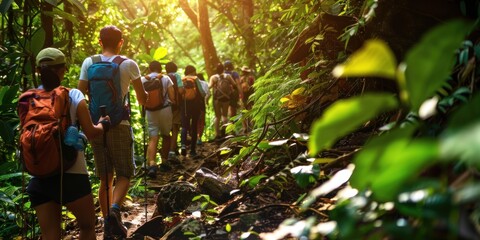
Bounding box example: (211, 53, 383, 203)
(147, 105, 172, 137)
(172, 106, 181, 125)
(91, 124, 134, 178)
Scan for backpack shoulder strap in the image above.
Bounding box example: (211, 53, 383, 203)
(112, 56, 127, 65)
(91, 55, 102, 64)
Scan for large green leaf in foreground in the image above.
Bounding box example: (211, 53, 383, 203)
(351, 125, 439, 202)
(403, 19, 474, 111)
(309, 93, 398, 155)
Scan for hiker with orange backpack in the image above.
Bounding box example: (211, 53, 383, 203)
(18, 47, 110, 240)
(141, 61, 175, 178)
(180, 65, 206, 158)
(77, 25, 148, 238)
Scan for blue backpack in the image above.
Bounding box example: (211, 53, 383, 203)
(87, 55, 129, 126)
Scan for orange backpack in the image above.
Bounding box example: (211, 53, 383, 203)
(17, 86, 77, 178)
(182, 76, 198, 101)
(143, 75, 166, 111)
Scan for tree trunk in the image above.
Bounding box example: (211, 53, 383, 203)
(64, 1, 74, 58)
(240, 0, 256, 70)
(179, 0, 220, 76)
(40, 2, 53, 48)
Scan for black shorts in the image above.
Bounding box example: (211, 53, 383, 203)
(27, 173, 92, 208)
(229, 91, 239, 107)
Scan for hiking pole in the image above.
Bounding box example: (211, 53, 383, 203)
(100, 105, 111, 239)
(142, 105, 148, 222)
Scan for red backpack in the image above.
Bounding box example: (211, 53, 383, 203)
(17, 86, 77, 178)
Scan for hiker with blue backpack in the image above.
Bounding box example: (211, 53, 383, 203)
(77, 25, 148, 238)
(18, 47, 110, 240)
(141, 61, 175, 178)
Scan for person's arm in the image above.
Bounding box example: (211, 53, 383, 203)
(76, 99, 109, 140)
(167, 85, 175, 104)
(77, 58, 91, 95)
(209, 75, 216, 89)
(132, 77, 148, 105)
(77, 80, 88, 95)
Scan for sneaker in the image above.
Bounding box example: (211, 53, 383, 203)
(181, 145, 187, 156)
(108, 207, 127, 237)
(197, 139, 202, 145)
(147, 165, 158, 179)
(168, 151, 176, 160)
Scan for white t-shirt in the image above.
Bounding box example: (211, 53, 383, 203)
(141, 72, 174, 106)
(65, 89, 88, 174)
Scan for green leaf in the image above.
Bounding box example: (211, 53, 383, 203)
(402, 19, 474, 111)
(332, 39, 397, 79)
(0, 120, 14, 144)
(351, 125, 418, 191)
(454, 183, 480, 204)
(153, 47, 168, 60)
(356, 138, 438, 202)
(309, 93, 398, 155)
(0, 0, 14, 14)
(30, 28, 46, 56)
(247, 175, 267, 188)
(65, 0, 87, 14)
(291, 165, 320, 188)
(51, 8, 79, 25)
(257, 141, 275, 150)
(445, 92, 480, 131)
(440, 122, 480, 168)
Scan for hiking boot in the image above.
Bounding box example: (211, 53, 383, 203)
(180, 145, 187, 156)
(168, 151, 177, 160)
(108, 207, 127, 238)
(147, 165, 158, 179)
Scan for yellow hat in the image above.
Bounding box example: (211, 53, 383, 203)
(36, 48, 66, 66)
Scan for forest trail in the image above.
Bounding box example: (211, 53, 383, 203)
(64, 140, 223, 239)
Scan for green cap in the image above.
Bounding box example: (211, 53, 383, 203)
(36, 47, 65, 66)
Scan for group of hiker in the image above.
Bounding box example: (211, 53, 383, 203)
(17, 25, 255, 239)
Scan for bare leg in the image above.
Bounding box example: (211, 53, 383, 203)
(98, 173, 114, 217)
(147, 135, 160, 167)
(161, 135, 171, 161)
(66, 194, 96, 240)
(112, 176, 130, 207)
(34, 201, 61, 240)
(170, 123, 180, 153)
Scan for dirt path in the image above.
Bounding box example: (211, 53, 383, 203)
(87, 141, 220, 239)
